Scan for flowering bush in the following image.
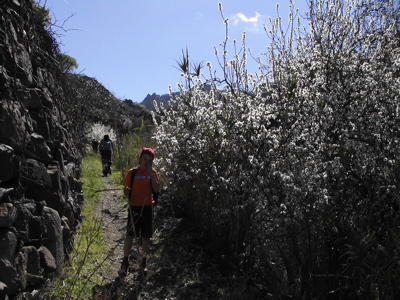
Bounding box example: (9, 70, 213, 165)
(154, 0, 399, 297)
(87, 122, 116, 142)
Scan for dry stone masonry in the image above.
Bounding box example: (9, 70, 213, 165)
(0, 0, 83, 296)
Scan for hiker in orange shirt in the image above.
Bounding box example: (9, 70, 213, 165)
(119, 148, 160, 277)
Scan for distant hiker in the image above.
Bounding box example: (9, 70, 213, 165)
(91, 139, 99, 153)
(120, 148, 160, 277)
(99, 134, 114, 176)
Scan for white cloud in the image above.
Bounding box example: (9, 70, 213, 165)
(233, 12, 262, 24)
(232, 12, 263, 32)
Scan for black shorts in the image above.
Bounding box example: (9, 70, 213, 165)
(127, 205, 153, 238)
(101, 150, 112, 162)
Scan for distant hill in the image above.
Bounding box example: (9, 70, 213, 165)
(61, 74, 153, 136)
(139, 86, 211, 111)
(140, 92, 174, 110)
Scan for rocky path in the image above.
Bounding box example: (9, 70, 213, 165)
(91, 175, 144, 299)
(91, 175, 172, 299)
(94, 176, 126, 281)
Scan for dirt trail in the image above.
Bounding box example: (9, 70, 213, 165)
(95, 176, 127, 280)
(92, 175, 146, 299)
(92, 175, 224, 300)
(92, 175, 170, 299)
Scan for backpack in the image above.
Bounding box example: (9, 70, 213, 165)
(101, 140, 112, 151)
(128, 168, 159, 206)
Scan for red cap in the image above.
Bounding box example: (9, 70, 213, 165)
(140, 148, 155, 159)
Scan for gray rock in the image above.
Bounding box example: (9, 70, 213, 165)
(0, 0, 84, 295)
(0, 102, 31, 154)
(14, 44, 33, 86)
(0, 144, 19, 186)
(47, 164, 66, 215)
(0, 188, 14, 202)
(21, 159, 51, 202)
(38, 246, 57, 274)
(20, 246, 40, 275)
(0, 203, 17, 228)
(0, 259, 19, 296)
(0, 230, 17, 262)
(41, 207, 64, 273)
(26, 133, 52, 164)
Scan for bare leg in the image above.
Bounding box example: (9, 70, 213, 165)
(141, 237, 150, 256)
(123, 235, 134, 258)
(119, 235, 134, 275)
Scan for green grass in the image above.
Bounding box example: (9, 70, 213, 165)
(38, 153, 117, 299)
(113, 127, 157, 181)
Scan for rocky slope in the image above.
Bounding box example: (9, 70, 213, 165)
(0, 0, 83, 296)
(60, 73, 154, 141)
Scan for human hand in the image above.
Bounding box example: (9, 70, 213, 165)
(124, 187, 130, 197)
(146, 160, 153, 173)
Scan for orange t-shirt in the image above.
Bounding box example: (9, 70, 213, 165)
(124, 168, 159, 206)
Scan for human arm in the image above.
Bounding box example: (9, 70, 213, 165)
(146, 162, 159, 194)
(123, 169, 132, 197)
(99, 139, 103, 152)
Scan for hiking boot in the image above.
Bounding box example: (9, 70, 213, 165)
(118, 257, 129, 277)
(139, 257, 148, 278)
(141, 257, 147, 270)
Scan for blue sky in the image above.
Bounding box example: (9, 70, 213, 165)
(42, 0, 308, 102)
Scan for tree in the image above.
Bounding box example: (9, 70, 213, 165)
(57, 53, 78, 73)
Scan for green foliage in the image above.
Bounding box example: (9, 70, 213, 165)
(32, 0, 51, 26)
(176, 48, 190, 74)
(113, 121, 157, 184)
(58, 53, 79, 73)
(175, 47, 204, 89)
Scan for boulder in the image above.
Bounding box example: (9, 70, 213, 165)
(0, 101, 32, 154)
(0, 144, 19, 186)
(0, 188, 14, 202)
(14, 43, 33, 87)
(41, 207, 63, 272)
(52, 148, 65, 174)
(0, 203, 17, 228)
(26, 133, 52, 164)
(47, 164, 66, 216)
(21, 159, 51, 202)
(0, 281, 7, 293)
(28, 216, 44, 241)
(38, 246, 57, 274)
(0, 259, 19, 296)
(29, 110, 54, 142)
(19, 246, 40, 276)
(61, 216, 71, 250)
(0, 231, 22, 295)
(0, 230, 17, 262)
(28, 88, 54, 111)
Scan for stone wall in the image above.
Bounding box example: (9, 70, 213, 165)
(0, 0, 83, 296)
